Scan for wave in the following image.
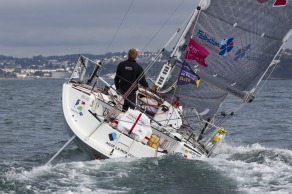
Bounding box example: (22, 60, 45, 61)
(206, 143, 292, 194)
(1, 143, 292, 194)
(2, 156, 238, 194)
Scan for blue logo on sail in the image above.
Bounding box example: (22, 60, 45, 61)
(234, 44, 251, 61)
(219, 38, 234, 56)
(233, 44, 260, 62)
(196, 30, 220, 48)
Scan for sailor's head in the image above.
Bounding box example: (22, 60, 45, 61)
(128, 48, 139, 60)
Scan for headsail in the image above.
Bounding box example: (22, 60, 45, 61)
(156, 0, 292, 131)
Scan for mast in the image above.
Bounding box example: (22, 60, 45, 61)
(170, 4, 202, 59)
(153, 0, 205, 90)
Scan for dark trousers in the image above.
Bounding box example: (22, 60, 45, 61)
(121, 90, 136, 112)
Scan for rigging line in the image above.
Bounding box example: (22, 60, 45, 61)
(213, 114, 233, 128)
(254, 49, 285, 95)
(208, 102, 245, 129)
(102, 56, 165, 128)
(168, 82, 196, 130)
(115, 73, 136, 85)
(95, 28, 182, 132)
(199, 100, 246, 138)
(181, 111, 196, 131)
(164, 86, 179, 126)
(211, 93, 250, 126)
(134, 28, 183, 88)
(203, 101, 246, 137)
(190, 6, 201, 38)
(104, 0, 136, 54)
(169, 3, 201, 60)
(141, 0, 186, 53)
(222, 101, 245, 115)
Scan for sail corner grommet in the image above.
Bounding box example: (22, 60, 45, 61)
(200, 0, 211, 10)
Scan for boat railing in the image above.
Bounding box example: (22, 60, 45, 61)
(69, 55, 103, 86)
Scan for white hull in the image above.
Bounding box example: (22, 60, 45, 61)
(62, 82, 212, 160)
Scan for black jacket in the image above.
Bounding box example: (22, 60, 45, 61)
(114, 59, 148, 92)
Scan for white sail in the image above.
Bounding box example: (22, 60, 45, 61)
(157, 0, 292, 131)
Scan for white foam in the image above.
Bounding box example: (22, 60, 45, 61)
(4, 158, 152, 193)
(4, 145, 292, 194)
(204, 143, 292, 193)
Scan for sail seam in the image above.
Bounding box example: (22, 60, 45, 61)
(204, 12, 282, 41)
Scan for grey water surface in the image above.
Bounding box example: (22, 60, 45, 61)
(0, 79, 291, 194)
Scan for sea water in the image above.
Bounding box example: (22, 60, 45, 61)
(0, 79, 291, 194)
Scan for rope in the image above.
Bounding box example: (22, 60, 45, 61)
(141, 0, 186, 52)
(191, 7, 201, 38)
(199, 101, 246, 138)
(202, 48, 287, 138)
(202, 48, 287, 137)
(254, 49, 285, 95)
(104, 0, 136, 54)
(87, 4, 192, 137)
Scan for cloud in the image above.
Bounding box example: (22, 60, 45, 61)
(0, 0, 199, 57)
(0, 0, 291, 57)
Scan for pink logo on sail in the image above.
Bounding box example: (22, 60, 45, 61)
(257, 0, 287, 7)
(185, 39, 209, 67)
(273, 0, 287, 7)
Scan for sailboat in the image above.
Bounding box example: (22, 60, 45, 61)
(61, 0, 292, 160)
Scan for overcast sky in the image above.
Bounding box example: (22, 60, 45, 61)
(1, 0, 291, 57)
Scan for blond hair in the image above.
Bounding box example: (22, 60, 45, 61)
(128, 48, 139, 60)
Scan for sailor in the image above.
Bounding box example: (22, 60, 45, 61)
(114, 48, 148, 112)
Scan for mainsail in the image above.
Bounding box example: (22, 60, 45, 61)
(157, 0, 292, 135)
